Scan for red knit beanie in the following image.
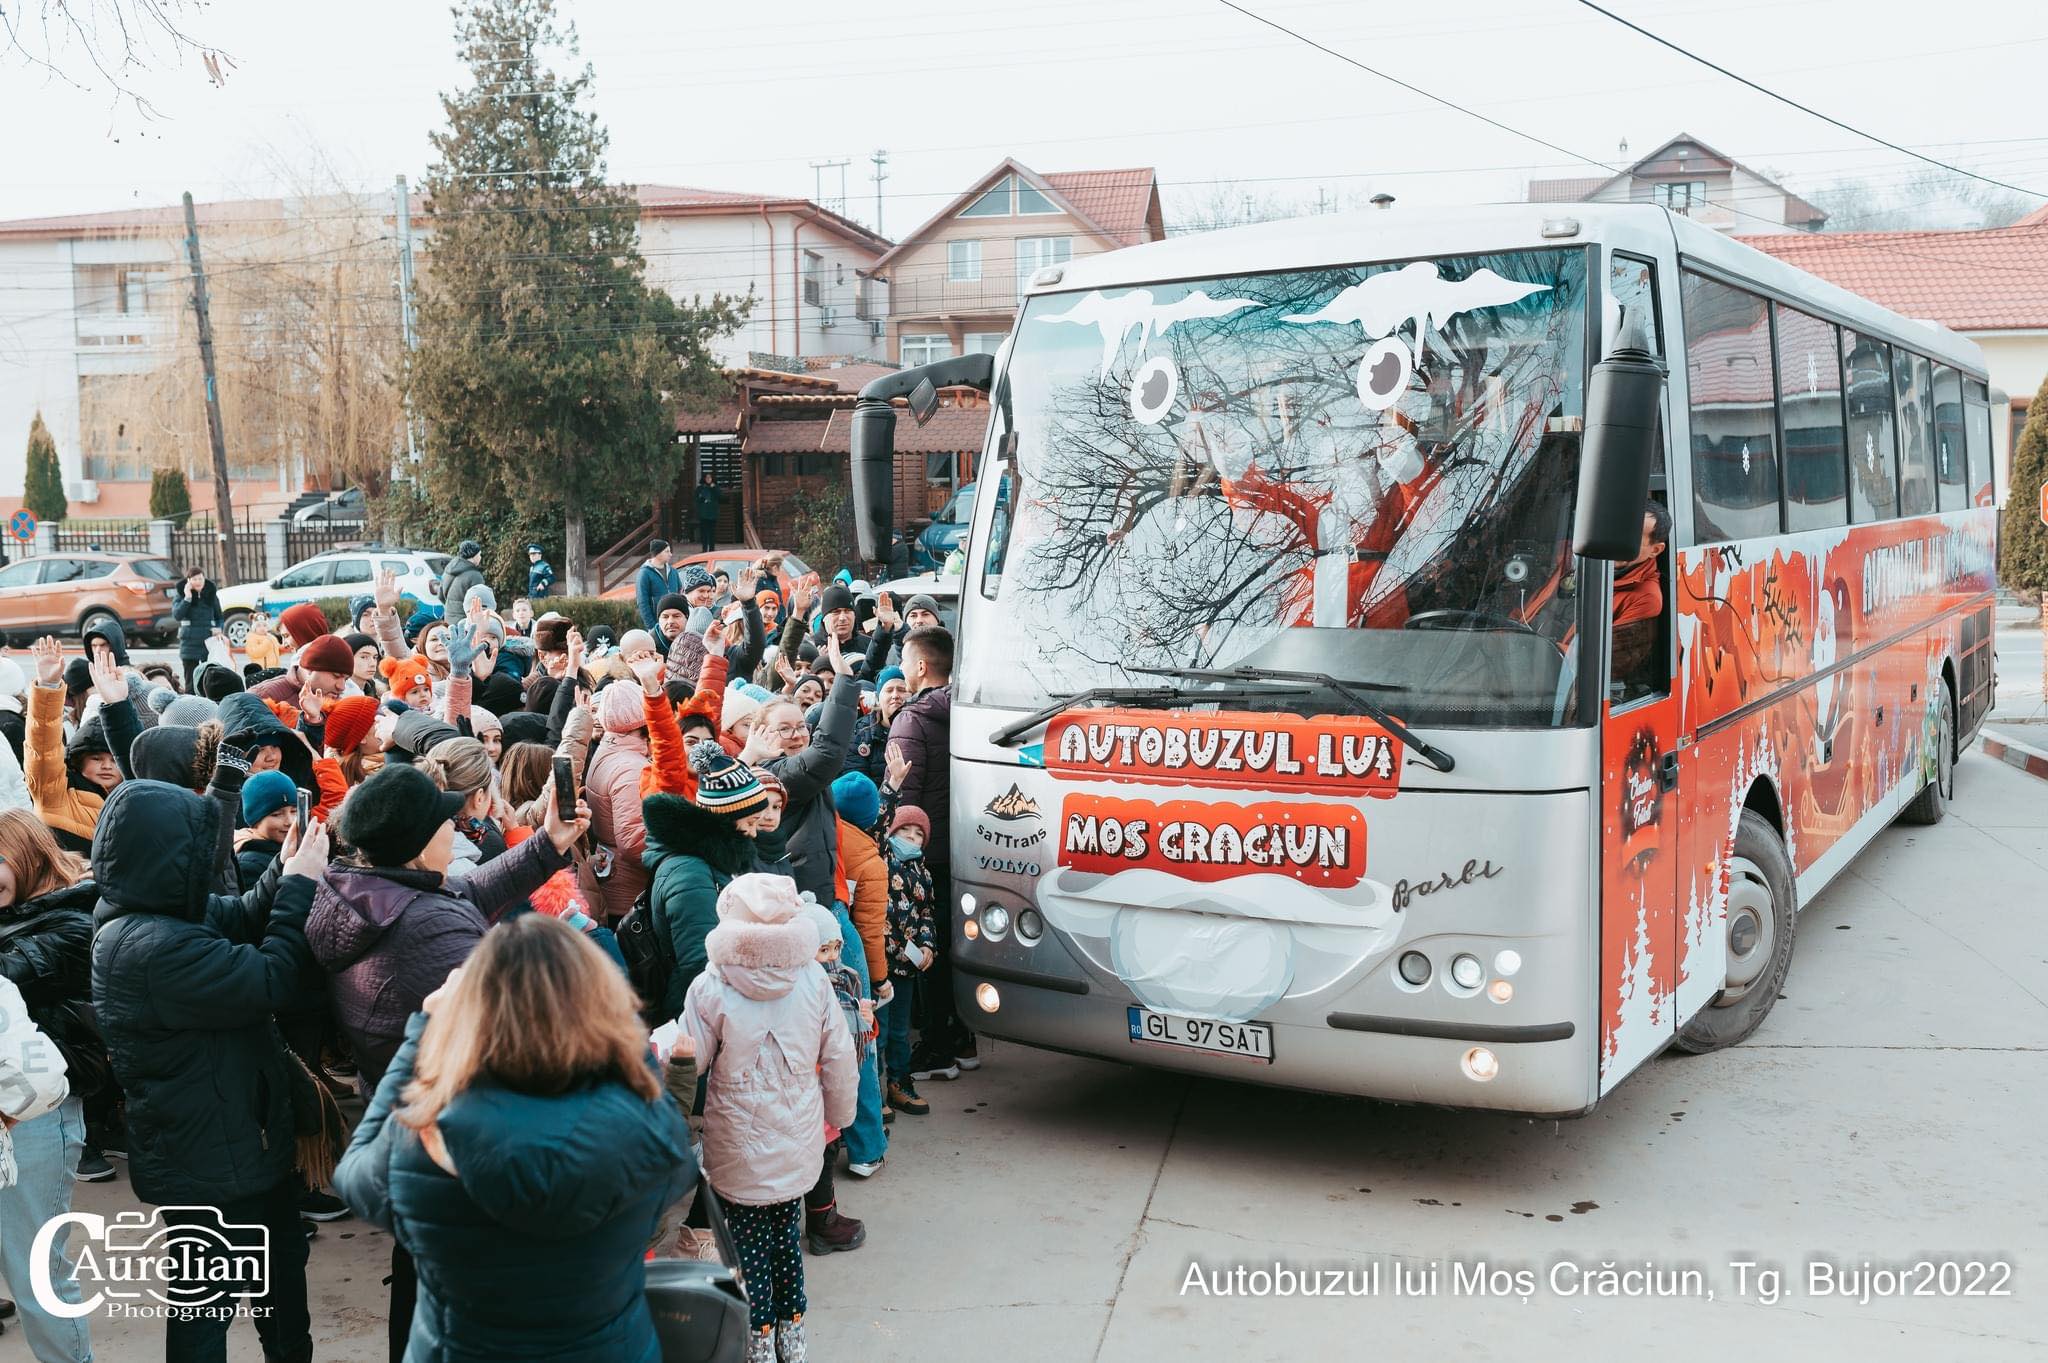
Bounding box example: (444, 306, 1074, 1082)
(279, 602, 331, 650)
(888, 804, 930, 839)
(323, 693, 380, 756)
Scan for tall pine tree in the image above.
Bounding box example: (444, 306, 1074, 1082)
(21, 412, 66, 523)
(2001, 374, 2048, 598)
(411, 0, 745, 593)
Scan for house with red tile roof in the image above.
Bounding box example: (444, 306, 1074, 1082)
(1740, 220, 2048, 502)
(857, 158, 1165, 516)
(1529, 134, 1826, 235)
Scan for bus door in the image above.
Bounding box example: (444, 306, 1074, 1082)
(1597, 252, 1681, 1095)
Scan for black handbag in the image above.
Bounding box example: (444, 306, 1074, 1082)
(645, 1175, 750, 1363)
(616, 887, 677, 1025)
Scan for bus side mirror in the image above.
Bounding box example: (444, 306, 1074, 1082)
(1573, 331, 1667, 560)
(850, 397, 897, 563)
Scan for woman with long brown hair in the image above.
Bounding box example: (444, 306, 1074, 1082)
(0, 809, 99, 1361)
(333, 914, 695, 1362)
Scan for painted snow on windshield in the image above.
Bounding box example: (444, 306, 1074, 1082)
(1280, 261, 1550, 343)
(1036, 288, 1261, 377)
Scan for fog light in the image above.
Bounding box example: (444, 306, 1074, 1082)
(1016, 908, 1044, 943)
(982, 905, 1010, 941)
(1461, 1046, 1499, 1082)
(1494, 949, 1522, 977)
(1449, 953, 1484, 990)
(1397, 951, 1431, 986)
(975, 982, 1001, 1013)
(963, 918, 980, 940)
(1487, 979, 1514, 1004)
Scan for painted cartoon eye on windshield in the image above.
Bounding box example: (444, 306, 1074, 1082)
(1037, 288, 1258, 421)
(1281, 260, 1551, 411)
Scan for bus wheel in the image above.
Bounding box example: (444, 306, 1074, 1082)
(1898, 682, 1955, 826)
(1675, 810, 1797, 1054)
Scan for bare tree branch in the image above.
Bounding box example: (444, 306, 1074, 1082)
(0, 0, 225, 118)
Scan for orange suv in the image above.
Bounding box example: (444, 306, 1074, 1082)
(0, 551, 179, 647)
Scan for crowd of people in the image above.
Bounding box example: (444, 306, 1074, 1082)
(0, 537, 965, 1363)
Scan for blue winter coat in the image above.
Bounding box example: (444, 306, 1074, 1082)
(335, 1012, 697, 1363)
(634, 562, 681, 634)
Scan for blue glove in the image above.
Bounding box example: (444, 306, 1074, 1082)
(445, 620, 479, 678)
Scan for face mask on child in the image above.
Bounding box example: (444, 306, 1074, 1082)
(888, 835, 923, 861)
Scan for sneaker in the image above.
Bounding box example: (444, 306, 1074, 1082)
(908, 1046, 959, 1082)
(887, 1080, 930, 1116)
(804, 1207, 866, 1255)
(75, 1149, 116, 1183)
(0, 1297, 15, 1319)
(882, 1104, 894, 1127)
(300, 1218, 319, 1242)
(90, 1116, 128, 1160)
(954, 1036, 982, 1071)
(298, 1189, 351, 1222)
(846, 1156, 883, 1179)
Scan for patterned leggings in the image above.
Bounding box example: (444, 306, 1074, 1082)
(724, 1196, 806, 1332)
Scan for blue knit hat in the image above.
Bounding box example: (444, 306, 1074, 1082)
(241, 769, 298, 825)
(831, 771, 882, 832)
(875, 666, 904, 687)
(678, 564, 717, 593)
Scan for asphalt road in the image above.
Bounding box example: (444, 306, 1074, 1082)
(12, 745, 2040, 1363)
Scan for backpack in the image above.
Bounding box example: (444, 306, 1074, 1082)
(615, 885, 676, 1026)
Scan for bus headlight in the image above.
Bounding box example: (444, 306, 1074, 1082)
(982, 906, 1011, 941)
(1396, 951, 1432, 987)
(1015, 908, 1044, 943)
(1461, 1046, 1499, 1082)
(1449, 953, 1485, 991)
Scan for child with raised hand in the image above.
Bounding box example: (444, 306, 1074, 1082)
(681, 873, 855, 1363)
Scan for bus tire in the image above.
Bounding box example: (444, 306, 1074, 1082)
(1898, 681, 1955, 827)
(1674, 810, 1797, 1055)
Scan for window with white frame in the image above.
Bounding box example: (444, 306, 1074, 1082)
(1016, 182, 1059, 215)
(961, 177, 1013, 217)
(901, 334, 954, 366)
(1014, 237, 1072, 286)
(802, 251, 824, 306)
(948, 240, 982, 282)
(964, 332, 1007, 355)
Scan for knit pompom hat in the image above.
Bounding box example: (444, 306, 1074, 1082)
(678, 564, 717, 593)
(160, 694, 219, 729)
(688, 739, 767, 818)
(752, 766, 785, 803)
(278, 602, 331, 649)
(146, 685, 179, 715)
(719, 688, 761, 735)
(800, 900, 842, 949)
(323, 693, 380, 756)
(598, 680, 646, 734)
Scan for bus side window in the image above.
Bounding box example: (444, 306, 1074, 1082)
(1843, 331, 1900, 523)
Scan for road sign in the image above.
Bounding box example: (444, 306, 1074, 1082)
(7, 509, 34, 542)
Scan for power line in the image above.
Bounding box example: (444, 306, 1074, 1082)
(1569, 0, 2047, 201)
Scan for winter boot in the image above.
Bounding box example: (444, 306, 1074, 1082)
(776, 1317, 809, 1363)
(746, 1325, 776, 1363)
(805, 1203, 866, 1254)
(887, 1078, 930, 1115)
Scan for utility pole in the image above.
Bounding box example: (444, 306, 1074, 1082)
(870, 149, 889, 234)
(181, 192, 237, 585)
(394, 175, 420, 468)
(810, 157, 851, 216)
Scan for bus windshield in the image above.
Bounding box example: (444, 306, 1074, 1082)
(961, 246, 1592, 729)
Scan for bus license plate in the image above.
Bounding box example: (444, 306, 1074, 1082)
(1127, 1008, 1273, 1063)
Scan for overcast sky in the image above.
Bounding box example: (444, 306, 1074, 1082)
(1, 0, 2042, 234)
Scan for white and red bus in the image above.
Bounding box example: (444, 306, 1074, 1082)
(849, 203, 1998, 1113)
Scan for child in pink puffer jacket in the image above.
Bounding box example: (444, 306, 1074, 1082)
(682, 872, 857, 1363)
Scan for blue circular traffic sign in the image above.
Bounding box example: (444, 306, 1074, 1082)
(7, 510, 34, 542)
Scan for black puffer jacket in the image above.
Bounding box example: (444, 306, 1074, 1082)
(0, 879, 107, 1099)
(216, 691, 315, 793)
(171, 580, 225, 661)
(762, 673, 859, 906)
(90, 779, 315, 1206)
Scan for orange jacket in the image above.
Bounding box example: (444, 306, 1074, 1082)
(836, 817, 888, 978)
(25, 685, 101, 842)
(643, 653, 731, 802)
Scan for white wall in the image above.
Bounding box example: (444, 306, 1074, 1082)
(0, 238, 85, 499)
(636, 212, 885, 367)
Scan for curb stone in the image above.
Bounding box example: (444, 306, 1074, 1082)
(1978, 728, 2048, 783)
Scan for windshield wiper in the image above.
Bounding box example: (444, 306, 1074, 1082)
(1132, 664, 1456, 773)
(989, 683, 1312, 747)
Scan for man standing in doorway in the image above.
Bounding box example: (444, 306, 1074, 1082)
(635, 539, 680, 634)
(695, 471, 722, 554)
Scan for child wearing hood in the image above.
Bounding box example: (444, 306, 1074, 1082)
(797, 900, 871, 1256)
(681, 873, 855, 1363)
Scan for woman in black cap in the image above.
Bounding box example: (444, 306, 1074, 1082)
(306, 761, 592, 1357)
